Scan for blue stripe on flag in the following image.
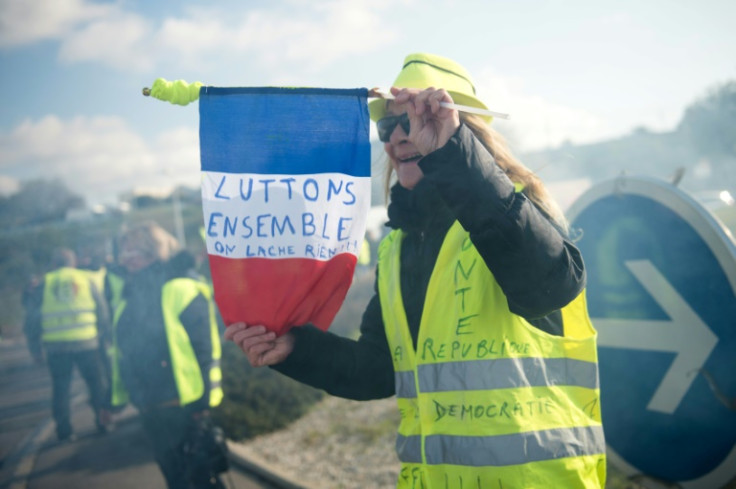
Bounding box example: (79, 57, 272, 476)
(199, 87, 370, 176)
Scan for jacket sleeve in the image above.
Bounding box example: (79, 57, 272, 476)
(272, 281, 395, 401)
(180, 293, 214, 411)
(418, 124, 585, 319)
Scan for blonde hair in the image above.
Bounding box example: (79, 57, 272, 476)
(117, 221, 180, 265)
(383, 115, 568, 233)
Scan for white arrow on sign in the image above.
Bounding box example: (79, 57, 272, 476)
(592, 260, 718, 414)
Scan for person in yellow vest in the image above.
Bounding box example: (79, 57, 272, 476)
(226, 53, 606, 489)
(109, 221, 226, 489)
(23, 247, 112, 442)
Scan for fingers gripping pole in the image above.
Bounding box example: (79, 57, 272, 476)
(142, 78, 203, 106)
(368, 87, 510, 120)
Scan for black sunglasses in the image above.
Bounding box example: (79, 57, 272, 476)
(376, 113, 410, 142)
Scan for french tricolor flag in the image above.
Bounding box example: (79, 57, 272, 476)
(199, 87, 371, 336)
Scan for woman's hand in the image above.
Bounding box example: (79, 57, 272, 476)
(224, 323, 295, 367)
(390, 86, 460, 155)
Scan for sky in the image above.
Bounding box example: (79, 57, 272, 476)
(0, 0, 734, 208)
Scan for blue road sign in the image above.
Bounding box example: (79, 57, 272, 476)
(567, 176, 736, 489)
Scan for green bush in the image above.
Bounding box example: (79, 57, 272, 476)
(213, 341, 324, 440)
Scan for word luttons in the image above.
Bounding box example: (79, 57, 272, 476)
(209, 175, 357, 205)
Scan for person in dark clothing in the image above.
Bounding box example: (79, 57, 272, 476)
(77, 247, 116, 421)
(227, 53, 606, 489)
(110, 221, 226, 489)
(23, 247, 112, 441)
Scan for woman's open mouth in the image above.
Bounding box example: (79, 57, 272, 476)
(398, 153, 422, 163)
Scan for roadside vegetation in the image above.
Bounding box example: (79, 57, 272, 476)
(0, 194, 377, 441)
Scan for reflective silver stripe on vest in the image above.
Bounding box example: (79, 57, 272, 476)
(209, 360, 222, 390)
(42, 309, 96, 319)
(395, 371, 417, 398)
(417, 357, 599, 392)
(425, 425, 606, 466)
(396, 433, 423, 464)
(398, 425, 605, 466)
(41, 321, 96, 332)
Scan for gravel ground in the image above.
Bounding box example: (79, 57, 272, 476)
(234, 395, 401, 489)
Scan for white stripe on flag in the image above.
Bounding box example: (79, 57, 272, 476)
(201, 171, 371, 261)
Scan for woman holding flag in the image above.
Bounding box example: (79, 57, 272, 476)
(227, 53, 606, 489)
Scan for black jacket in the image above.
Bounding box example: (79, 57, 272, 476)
(115, 251, 214, 411)
(273, 124, 586, 400)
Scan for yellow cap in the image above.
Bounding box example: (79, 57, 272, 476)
(369, 53, 491, 123)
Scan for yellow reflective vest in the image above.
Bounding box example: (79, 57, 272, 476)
(40, 267, 99, 343)
(110, 277, 223, 408)
(105, 270, 125, 314)
(378, 221, 606, 489)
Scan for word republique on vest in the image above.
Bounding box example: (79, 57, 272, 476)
(395, 237, 598, 427)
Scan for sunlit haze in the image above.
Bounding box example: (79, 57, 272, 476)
(1, 0, 734, 206)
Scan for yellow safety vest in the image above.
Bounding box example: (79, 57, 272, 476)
(110, 277, 223, 408)
(358, 238, 371, 266)
(378, 221, 606, 489)
(105, 271, 125, 313)
(40, 268, 98, 343)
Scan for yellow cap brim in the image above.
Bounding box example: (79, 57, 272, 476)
(369, 53, 491, 123)
(368, 91, 491, 123)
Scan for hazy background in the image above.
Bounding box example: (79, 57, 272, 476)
(1, 4, 734, 486)
(1, 0, 735, 210)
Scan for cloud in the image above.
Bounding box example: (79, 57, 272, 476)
(3, 0, 398, 75)
(152, 1, 398, 75)
(59, 13, 154, 71)
(0, 174, 20, 196)
(251, 1, 397, 69)
(475, 68, 612, 152)
(0, 0, 111, 47)
(0, 115, 200, 206)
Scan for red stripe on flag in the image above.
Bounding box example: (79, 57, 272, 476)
(209, 254, 357, 336)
